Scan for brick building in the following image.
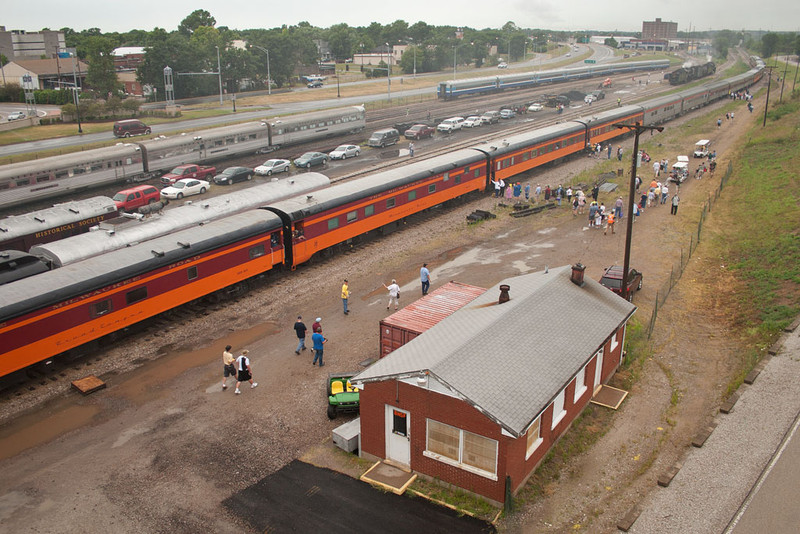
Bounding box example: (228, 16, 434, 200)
(352, 265, 636, 504)
(642, 18, 678, 40)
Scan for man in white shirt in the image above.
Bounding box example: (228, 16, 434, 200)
(384, 279, 401, 310)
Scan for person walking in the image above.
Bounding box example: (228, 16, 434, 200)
(384, 279, 401, 310)
(614, 196, 623, 219)
(341, 279, 350, 315)
(535, 184, 542, 202)
(671, 193, 680, 215)
(660, 183, 669, 204)
(222, 345, 236, 391)
(717, 118, 722, 129)
(420, 263, 431, 296)
(293, 316, 307, 355)
(234, 350, 258, 394)
(607, 144, 612, 159)
(605, 212, 615, 235)
(408, 142, 415, 157)
(524, 183, 531, 200)
(311, 329, 327, 367)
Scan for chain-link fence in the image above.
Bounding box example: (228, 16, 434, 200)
(646, 161, 732, 338)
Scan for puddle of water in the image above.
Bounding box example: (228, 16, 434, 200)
(113, 320, 280, 406)
(0, 403, 100, 461)
(0, 320, 280, 461)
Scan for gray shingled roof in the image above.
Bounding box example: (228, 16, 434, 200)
(353, 265, 636, 437)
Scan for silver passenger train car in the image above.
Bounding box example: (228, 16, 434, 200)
(0, 105, 365, 212)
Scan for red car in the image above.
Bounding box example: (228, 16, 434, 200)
(599, 265, 643, 301)
(404, 124, 435, 140)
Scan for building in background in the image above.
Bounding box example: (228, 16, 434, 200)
(642, 18, 678, 40)
(0, 58, 88, 89)
(0, 28, 65, 60)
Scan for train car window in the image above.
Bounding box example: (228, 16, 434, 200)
(91, 299, 113, 318)
(522, 152, 530, 161)
(346, 210, 357, 222)
(300, 125, 308, 131)
(386, 197, 396, 209)
(16, 179, 30, 186)
(91, 164, 103, 171)
(249, 134, 257, 140)
(36, 175, 50, 183)
(215, 140, 223, 147)
(237, 136, 246, 142)
(427, 184, 436, 194)
(328, 218, 339, 230)
(275, 128, 284, 135)
(408, 191, 416, 201)
(55, 170, 69, 179)
(125, 287, 148, 305)
(365, 205, 374, 217)
(443, 172, 449, 181)
(455, 175, 462, 184)
(250, 244, 266, 258)
(187, 266, 198, 280)
(226, 137, 234, 144)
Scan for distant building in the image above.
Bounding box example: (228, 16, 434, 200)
(0, 28, 65, 60)
(0, 58, 88, 89)
(112, 47, 146, 70)
(642, 18, 678, 40)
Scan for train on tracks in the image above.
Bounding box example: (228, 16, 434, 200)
(0, 60, 764, 380)
(437, 59, 670, 100)
(0, 106, 365, 212)
(666, 61, 716, 85)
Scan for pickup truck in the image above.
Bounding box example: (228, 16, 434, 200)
(160, 164, 217, 186)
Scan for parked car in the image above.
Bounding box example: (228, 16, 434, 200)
(329, 144, 361, 160)
(584, 94, 597, 103)
(403, 124, 435, 140)
(7, 111, 26, 121)
(254, 159, 291, 176)
(591, 89, 606, 100)
(327, 372, 360, 419)
(307, 79, 323, 88)
(367, 128, 400, 148)
(480, 110, 501, 124)
(527, 103, 544, 112)
(497, 62, 508, 69)
(213, 166, 253, 185)
(500, 108, 516, 119)
(160, 178, 210, 200)
(293, 151, 328, 168)
(436, 117, 465, 133)
(599, 265, 643, 301)
(160, 164, 217, 186)
(462, 116, 483, 128)
(112, 185, 161, 212)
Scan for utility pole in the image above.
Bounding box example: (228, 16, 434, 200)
(215, 45, 223, 106)
(613, 122, 664, 301)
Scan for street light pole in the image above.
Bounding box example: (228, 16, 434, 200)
(215, 45, 223, 106)
(453, 44, 457, 80)
(386, 43, 391, 101)
(69, 50, 82, 133)
(251, 45, 271, 95)
(613, 121, 664, 301)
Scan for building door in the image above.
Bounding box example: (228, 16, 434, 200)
(385, 405, 410, 466)
(594, 348, 605, 390)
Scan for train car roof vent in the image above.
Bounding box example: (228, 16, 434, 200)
(177, 241, 191, 249)
(68, 208, 80, 214)
(34, 216, 46, 223)
(306, 195, 314, 201)
(151, 249, 165, 257)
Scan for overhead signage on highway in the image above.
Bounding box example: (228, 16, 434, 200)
(584, 59, 596, 64)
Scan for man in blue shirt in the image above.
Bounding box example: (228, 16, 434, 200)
(312, 330, 327, 367)
(420, 263, 431, 296)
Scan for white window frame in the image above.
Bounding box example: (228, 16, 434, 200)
(525, 416, 543, 460)
(574, 364, 588, 403)
(551, 389, 567, 429)
(610, 330, 619, 352)
(423, 419, 498, 481)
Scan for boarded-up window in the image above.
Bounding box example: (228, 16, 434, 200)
(525, 417, 542, 459)
(425, 419, 497, 477)
(427, 420, 459, 462)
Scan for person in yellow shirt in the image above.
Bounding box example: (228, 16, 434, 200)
(221, 345, 235, 391)
(341, 279, 350, 315)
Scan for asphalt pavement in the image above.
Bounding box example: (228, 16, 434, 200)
(630, 322, 800, 533)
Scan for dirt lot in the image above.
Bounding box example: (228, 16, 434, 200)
(0, 88, 759, 532)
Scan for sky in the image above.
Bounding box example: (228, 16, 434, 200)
(3, 0, 798, 34)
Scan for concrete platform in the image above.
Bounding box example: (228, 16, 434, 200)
(361, 460, 417, 495)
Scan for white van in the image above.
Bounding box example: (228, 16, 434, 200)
(693, 140, 711, 158)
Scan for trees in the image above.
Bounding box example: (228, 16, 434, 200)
(179, 10, 216, 36)
(761, 33, 779, 58)
(85, 36, 120, 96)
